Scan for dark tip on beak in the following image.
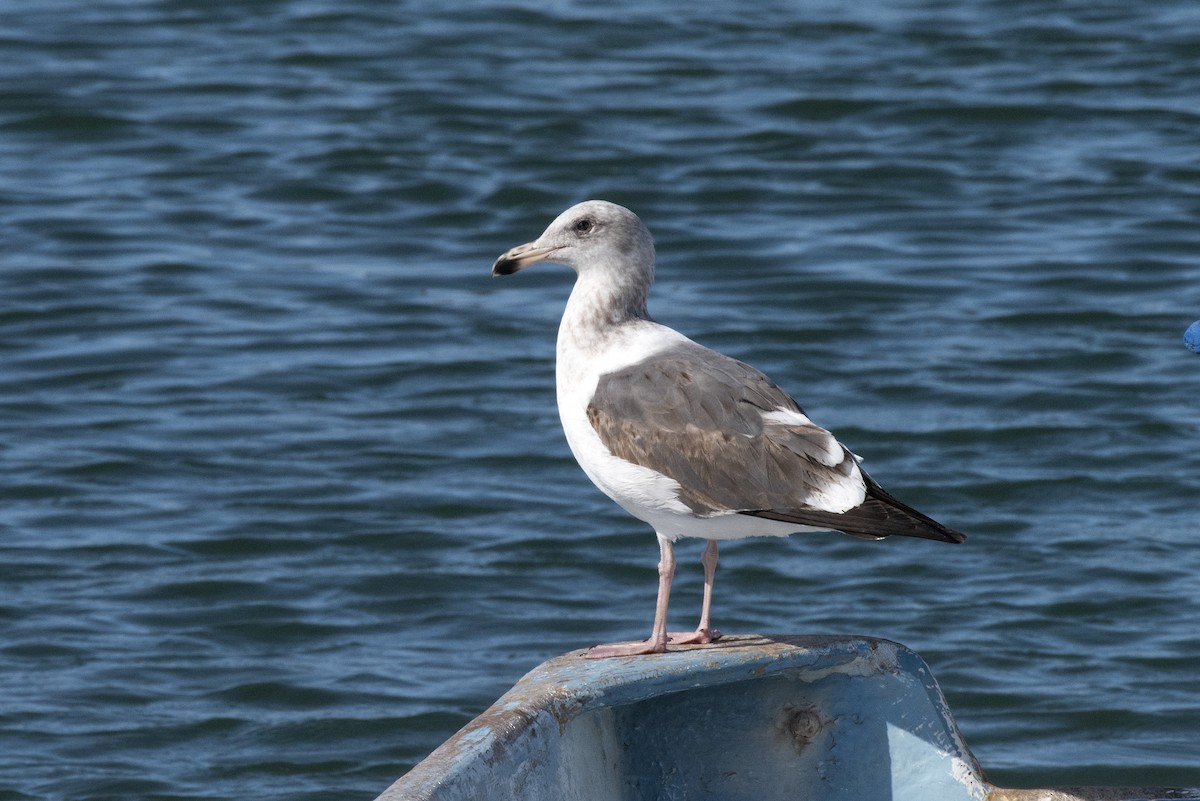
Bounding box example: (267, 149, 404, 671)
(490, 243, 559, 277)
(492, 255, 521, 277)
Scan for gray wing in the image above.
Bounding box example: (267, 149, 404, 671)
(587, 342, 964, 543)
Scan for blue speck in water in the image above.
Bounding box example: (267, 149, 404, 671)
(1186, 321, 1200, 353)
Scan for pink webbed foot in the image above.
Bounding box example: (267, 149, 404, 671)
(667, 627, 723, 645)
(585, 637, 668, 659)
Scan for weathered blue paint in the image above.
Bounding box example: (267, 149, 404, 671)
(379, 636, 1199, 801)
(380, 635, 981, 801)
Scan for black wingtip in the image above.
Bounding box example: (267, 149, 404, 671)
(741, 482, 966, 544)
(863, 481, 966, 543)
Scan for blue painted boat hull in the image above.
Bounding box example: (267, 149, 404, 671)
(379, 635, 1198, 801)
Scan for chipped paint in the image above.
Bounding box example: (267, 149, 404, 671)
(376, 635, 1199, 801)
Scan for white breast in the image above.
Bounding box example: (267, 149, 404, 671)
(556, 318, 693, 519)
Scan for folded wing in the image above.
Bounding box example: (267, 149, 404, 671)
(587, 342, 964, 544)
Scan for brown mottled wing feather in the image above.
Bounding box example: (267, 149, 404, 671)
(587, 343, 965, 544)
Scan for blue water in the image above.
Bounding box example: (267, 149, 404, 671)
(2, 2, 1199, 799)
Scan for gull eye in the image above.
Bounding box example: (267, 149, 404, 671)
(573, 218, 593, 234)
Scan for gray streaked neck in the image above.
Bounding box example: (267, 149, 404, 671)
(559, 266, 652, 351)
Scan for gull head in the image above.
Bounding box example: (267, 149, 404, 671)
(492, 200, 656, 281)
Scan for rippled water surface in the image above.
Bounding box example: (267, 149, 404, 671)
(2, 2, 1199, 799)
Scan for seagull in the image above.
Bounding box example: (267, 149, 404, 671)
(492, 200, 965, 658)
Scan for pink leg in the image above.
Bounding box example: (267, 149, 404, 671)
(668, 539, 722, 645)
(586, 534, 675, 658)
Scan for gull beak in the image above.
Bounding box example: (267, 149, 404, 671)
(492, 242, 560, 276)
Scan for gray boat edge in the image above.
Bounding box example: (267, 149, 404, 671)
(378, 635, 1199, 801)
